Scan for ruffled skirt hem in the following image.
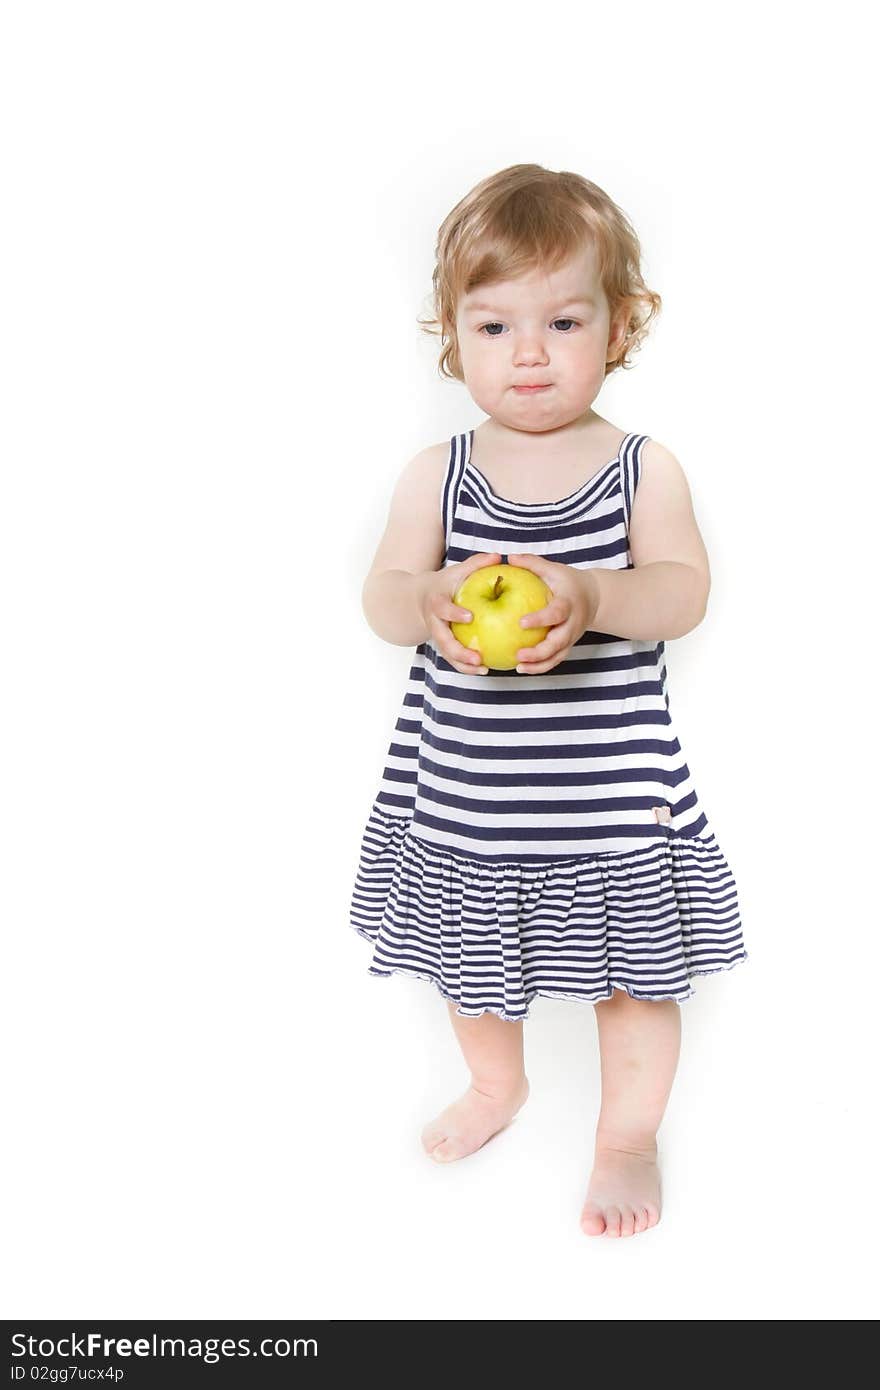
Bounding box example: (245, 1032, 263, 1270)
(349, 807, 748, 1022)
(352, 926, 749, 1020)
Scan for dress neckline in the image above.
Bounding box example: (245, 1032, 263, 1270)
(463, 428, 629, 509)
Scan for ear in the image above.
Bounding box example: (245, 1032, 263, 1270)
(606, 306, 629, 364)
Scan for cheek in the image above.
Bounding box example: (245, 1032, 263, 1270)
(462, 350, 501, 388)
(568, 333, 601, 359)
(566, 339, 607, 377)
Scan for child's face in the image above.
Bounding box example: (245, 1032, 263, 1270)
(455, 241, 625, 433)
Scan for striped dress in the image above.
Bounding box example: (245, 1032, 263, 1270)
(350, 429, 748, 1020)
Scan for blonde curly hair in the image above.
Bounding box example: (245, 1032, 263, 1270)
(418, 163, 661, 382)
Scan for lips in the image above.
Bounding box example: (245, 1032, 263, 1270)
(513, 383, 551, 391)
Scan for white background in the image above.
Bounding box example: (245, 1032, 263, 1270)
(2, 0, 877, 1321)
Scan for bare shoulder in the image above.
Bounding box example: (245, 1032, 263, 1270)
(363, 440, 450, 581)
(395, 440, 449, 517)
(639, 437, 688, 477)
(394, 439, 448, 491)
(423, 439, 451, 463)
(629, 438, 711, 588)
(417, 439, 450, 476)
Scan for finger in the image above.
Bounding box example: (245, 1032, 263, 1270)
(454, 645, 483, 666)
(431, 616, 486, 671)
(430, 588, 474, 622)
(439, 639, 485, 674)
(516, 630, 568, 664)
(442, 600, 473, 622)
(507, 552, 552, 580)
(448, 647, 489, 674)
(431, 610, 464, 646)
(452, 627, 488, 668)
(514, 650, 561, 672)
(516, 655, 561, 674)
(514, 606, 556, 633)
(519, 597, 567, 628)
(440, 615, 481, 658)
(469, 551, 502, 570)
(458, 637, 486, 664)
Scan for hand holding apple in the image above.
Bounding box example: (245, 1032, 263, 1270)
(504, 554, 600, 674)
(419, 551, 506, 675)
(450, 563, 553, 671)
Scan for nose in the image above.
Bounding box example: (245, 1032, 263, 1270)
(512, 333, 550, 365)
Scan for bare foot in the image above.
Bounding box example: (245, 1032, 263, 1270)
(421, 1077, 530, 1163)
(580, 1141, 662, 1237)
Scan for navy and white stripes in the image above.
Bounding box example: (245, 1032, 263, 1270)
(350, 430, 747, 1017)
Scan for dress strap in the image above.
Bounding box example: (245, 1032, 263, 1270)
(618, 433, 651, 537)
(441, 433, 470, 559)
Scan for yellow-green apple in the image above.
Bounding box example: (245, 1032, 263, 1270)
(450, 563, 552, 671)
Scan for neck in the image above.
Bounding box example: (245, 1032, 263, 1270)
(480, 411, 604, 451)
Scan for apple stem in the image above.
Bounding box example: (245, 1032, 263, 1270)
(491, 575, 503, 600)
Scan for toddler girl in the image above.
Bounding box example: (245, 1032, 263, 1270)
(350, 163, 748, 1238)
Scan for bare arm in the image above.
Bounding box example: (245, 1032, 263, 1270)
(591, 562, 707, 641)
(589, 441, 712, 641)
(361, 446, 448, 646)
(363, 569, 435, 646)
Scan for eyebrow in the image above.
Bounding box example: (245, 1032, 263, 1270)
(463, 296, 596, 314)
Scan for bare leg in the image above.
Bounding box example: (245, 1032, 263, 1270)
(580, 988, 681, 1237)
(421, 1001, 530, 1163)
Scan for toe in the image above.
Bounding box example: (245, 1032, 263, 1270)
(580, 1201, 607, 1236)
(420, 1129, 441, 1154)
(635, 1207, 650, 1233)
(430, 1138, 461, 1163)
(604, 1205, 622, 1237)
(620, 1207, 636, 1238)
(645, 1204, 661, 1228)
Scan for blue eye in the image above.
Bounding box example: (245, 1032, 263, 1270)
(478, 318, 579, 336)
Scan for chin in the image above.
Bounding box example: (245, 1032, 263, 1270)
(503, 403, 566, 428)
